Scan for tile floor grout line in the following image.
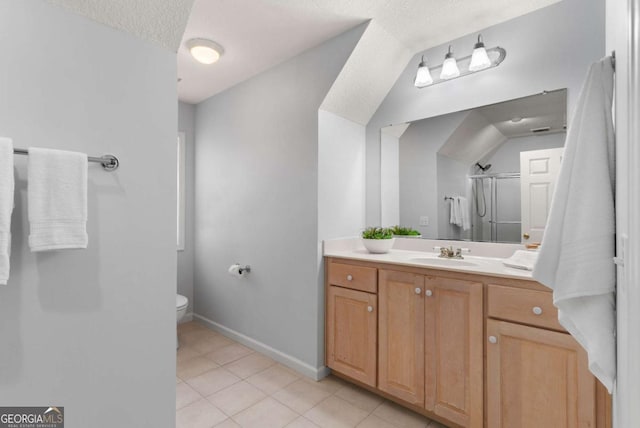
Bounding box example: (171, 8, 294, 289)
(177, 321, 440, 428)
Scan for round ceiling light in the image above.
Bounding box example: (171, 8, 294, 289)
(186, 38, 224, 65)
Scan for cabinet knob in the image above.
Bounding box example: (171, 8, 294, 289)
(425, 290, 433, 297)
(488, 336, 498, 344)
(367, 306, 373, 313)
(532, 306, 543, 315)
(523, 233, 530, 240)
(346, 274, 353, 281)
(415, 287, 422, 295)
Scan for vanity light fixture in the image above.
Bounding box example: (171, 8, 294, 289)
(413, 34, 506, 88)
(414, 56, 433, 87)
(440, 46, 460, 80)
(469, 35, 492, 71)
(186, 38, 224, 64)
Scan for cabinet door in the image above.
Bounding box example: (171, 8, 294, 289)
(326, 285, 377, 387)
(487, 319, 596, 428)
(424, 276, 483, 427)
(378, 270, 425, 405)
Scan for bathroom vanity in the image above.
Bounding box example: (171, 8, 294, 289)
(323, 241, 611, 428)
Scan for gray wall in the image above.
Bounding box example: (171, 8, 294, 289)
(318, 110, 366, 241)
(437, 154, 470, 240)
(380, 132, 400, 226)
(0, 2, 177, 427)
(178, 101, 196, 314)
(193, 27, 363, 374)
(366, 0, 605, 225)
(484, 133, 566, 173)
(398, 111, 468, 238)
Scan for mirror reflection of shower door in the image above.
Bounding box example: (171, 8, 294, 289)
(470, 173, 520, 243)
(520, 148, 564, 243)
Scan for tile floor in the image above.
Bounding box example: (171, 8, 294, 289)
(176, 321, 448, 428)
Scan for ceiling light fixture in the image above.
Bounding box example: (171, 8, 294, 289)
(414, 35, 506, 88)
(414, 56, 433, 88)
(440, 46, 460, 80)
(186, 38, 224, 64)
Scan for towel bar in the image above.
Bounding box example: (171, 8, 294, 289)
(13, 148, 119, 171)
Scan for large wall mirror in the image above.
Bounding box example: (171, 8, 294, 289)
(380, 89, 567, 244)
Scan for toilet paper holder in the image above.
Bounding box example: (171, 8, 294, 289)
(237, 264, 251, 274)
(228, 263, 252, 277)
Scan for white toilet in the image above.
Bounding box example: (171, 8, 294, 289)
(176, 294, 188, 349)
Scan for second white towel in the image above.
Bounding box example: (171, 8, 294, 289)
(28, 148, 88, 251)
(0, 138, 14, 284)
(449, 196, 470, 231)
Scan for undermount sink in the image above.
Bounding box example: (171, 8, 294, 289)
(409, 257, 479, 267)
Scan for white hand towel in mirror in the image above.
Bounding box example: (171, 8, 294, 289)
(0, 138, 14, 284)
(28, 148, 88, 251)
(458, 196, 470, 231)
(450, 196, 462, 226)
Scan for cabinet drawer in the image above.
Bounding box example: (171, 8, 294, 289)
(487, 284, 565, 332)
(328, 262, 377, 293)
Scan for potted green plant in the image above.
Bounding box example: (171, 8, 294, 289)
(361, 227, 395, 254)
(390, 225, 422, 238)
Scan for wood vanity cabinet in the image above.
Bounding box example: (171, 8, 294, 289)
(325, 262, 378, 387)
(324, 258, 610, 428)
(378, 269, 425, 405)
(377, 269, 483, 426)
(485, 283, 609, 428)
(424, 275, 483, 427)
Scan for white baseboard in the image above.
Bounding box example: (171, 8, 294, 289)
(179, 312, 194, 323)
(193, 313, 329, 381)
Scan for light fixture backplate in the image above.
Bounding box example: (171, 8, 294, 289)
(416, 46, 506, 89)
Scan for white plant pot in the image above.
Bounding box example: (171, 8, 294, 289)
(362, 238, 395, 254)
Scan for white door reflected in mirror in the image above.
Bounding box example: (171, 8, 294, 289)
(520, 147, 564, 243)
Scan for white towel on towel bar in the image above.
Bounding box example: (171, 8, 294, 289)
(0, 138, 14, 284)
(449, 196, 460, 226)
(449, 196, 470, 231)
(532, 57, 616, 392)
(28, 148, 88, 251)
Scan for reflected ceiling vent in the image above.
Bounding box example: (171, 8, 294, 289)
(531, 126, 551, 133)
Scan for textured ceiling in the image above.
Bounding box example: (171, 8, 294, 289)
(47, 0, 195, 51)
(268, 0, 561, 53)
(477, 89, 567, 137)
(46, 0, 563, 119)
(437, 89, 567, 165)
(320, 21, 412, 125)
(177, 0, 365, 104)
(179, 0, 561, 113)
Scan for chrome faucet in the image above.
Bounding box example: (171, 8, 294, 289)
(435, 246, 469, 259)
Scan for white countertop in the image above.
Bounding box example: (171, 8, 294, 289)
(324, 238, 536, 281)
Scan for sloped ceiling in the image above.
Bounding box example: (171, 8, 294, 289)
(46, 0, 195, 52)
(439, 111, 508, 165)
(476, 89, 567, 137)
(438, 89, 567, 165)
(178, 0, 364, 104)
(320, 21, 412, 125)
(47, 0, 563, 124)
(180, 0, 561, 108)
